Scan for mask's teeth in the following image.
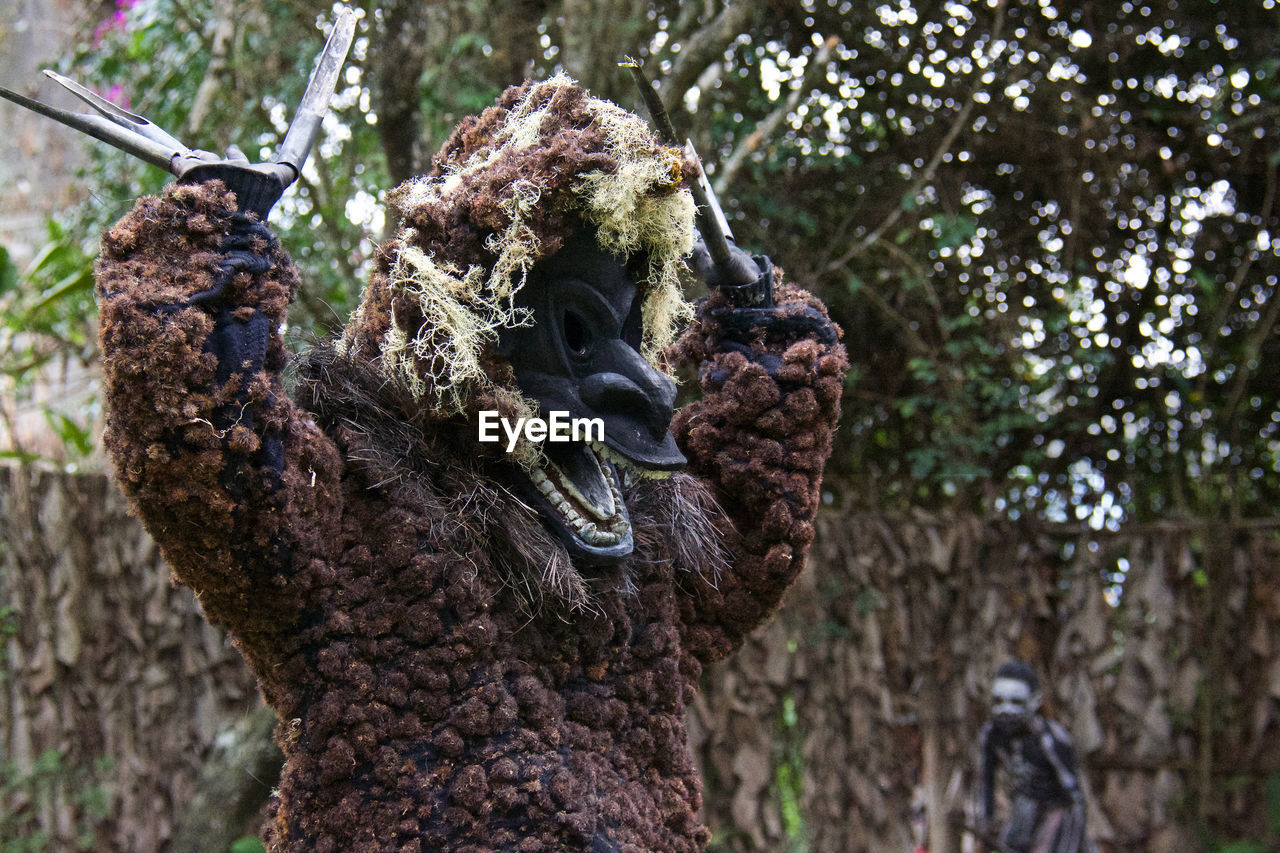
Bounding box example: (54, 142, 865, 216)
(607, 464, 623, 506)
(530, 445, 644, 549)
(530, 465, 556, 500)
(533, 446, 631, 531)
(565, 507, 627, 545)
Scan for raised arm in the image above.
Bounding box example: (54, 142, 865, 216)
(96, 175, 342, 659)
(668, 247, 847, 663)
(1038, 717, 1083, 800)
(977, 720, 998, 822)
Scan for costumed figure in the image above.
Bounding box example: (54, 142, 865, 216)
(976, 661, 1088, 853)
(9, 22, 848, 852)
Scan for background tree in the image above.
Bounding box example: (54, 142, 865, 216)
(10, 0, 1276, 525)
(1, 0, 1277, 850)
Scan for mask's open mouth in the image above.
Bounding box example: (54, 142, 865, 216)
(532, 442, 628, 546)
(526, 440, 675, 564)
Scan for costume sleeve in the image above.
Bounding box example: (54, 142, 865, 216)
(95, 180, 343, 648)
(668, 274, 847, 663)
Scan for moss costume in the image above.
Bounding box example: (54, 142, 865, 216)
(96, 78, 847, 852)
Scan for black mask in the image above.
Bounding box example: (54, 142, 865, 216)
(496, 229, 686, 564)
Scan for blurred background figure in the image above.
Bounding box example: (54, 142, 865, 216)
(975, 661, 1087, 853)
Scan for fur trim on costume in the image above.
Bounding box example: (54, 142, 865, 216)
(292, 342, 726, 615)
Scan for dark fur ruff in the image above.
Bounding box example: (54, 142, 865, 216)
(291, 341, 727, 619)
(95, 80, 847, 852)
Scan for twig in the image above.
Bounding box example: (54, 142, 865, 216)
(845, 265, 934, 358)
(292, 169, 358, 335)
(872, 236, 948, 331)
(1193, 158, 1277, 406)
(659, 2, 754, 108)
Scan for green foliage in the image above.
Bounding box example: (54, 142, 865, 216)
(0, 1, 400, 460)
(42, 410, 95, 458)
(417, 32, 503, 152)
(0, 219, 98, 465)
(771, 693, 808, 853)
(62, 0, 388, 334)
(1196, 771, 1280, 852)
(854, 585, 886, 619)
(7, 0, 1280, 517)
(231, 838, 268, 853)
(1269, 772, 1280, 839)
(0, 250, 15, 294)
(697, 0, 1280, 526)
(0, 749, 111, 851)
(0, 221, 96, 384)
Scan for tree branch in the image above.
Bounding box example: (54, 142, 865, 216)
(712, 36, 838, 198)
(822, 0, 1008, 274)
(660, 2, 754, 111)
(1194, 159, 1277, 405)
(834, 257, 934, 358)
(184, 0, 236, 137)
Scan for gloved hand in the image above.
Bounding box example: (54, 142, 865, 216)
(175, 145, 294, 220)
(690, 238, 774, 308)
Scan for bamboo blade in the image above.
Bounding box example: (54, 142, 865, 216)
(621, 58, 736, 275)
(272, 7, 357, 177)
(0, 85, 180, 173)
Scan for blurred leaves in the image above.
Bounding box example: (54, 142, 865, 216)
(0, 748, 110, 851)
(693, 0, 1280, 525)
(0, 220, 95, 382)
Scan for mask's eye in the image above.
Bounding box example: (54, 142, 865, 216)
(563, 308, 593, 358)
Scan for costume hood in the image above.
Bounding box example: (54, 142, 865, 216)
(340, 75, 697, 467)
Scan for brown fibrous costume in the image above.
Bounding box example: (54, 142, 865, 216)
(96, 78, 848, 852)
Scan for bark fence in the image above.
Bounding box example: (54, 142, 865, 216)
(693, 510, 1280, 852)
(3, 465, 1277, 851)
